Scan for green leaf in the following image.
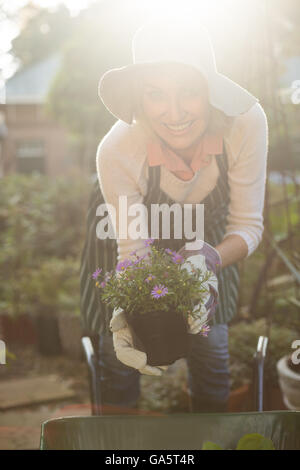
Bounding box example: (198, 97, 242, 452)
(236, 433, 275, 450)
(202, 441, 223, 450)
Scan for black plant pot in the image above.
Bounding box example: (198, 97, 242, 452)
(35, 313, 62, 356)
(126, 309, 189, 366)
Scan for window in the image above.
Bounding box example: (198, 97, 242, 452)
(16, 140, 46, 174)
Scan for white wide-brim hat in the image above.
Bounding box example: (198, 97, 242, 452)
(98, 17, 259, 125)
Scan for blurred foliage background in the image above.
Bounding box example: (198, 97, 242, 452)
(1, 0, 299, 173)
(0, 173, 90, 317)
(0, 0, 299, 400)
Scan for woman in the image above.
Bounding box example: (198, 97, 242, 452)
(80, 18, 268, 412)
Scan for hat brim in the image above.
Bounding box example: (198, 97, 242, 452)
(208, 72, 259, 117)
(98, 63, 258, 125)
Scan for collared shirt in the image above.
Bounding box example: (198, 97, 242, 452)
(146, 131, 224, 181)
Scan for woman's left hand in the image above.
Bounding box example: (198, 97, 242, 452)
(178, 241, 220, 334)
(178, 240, 222, 275)
(187, 282, 218, 335)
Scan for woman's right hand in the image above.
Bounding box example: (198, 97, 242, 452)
(110, 308, 168, 376)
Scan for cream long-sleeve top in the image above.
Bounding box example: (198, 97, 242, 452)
(96, 102, 269, 263)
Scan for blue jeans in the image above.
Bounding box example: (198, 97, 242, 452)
(98, 324, 230, 412)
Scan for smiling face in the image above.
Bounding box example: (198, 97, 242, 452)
(135, 62, 211, 154)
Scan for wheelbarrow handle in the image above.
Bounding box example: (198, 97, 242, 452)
(81, 336, 103, 416)
(253, 335, 269, 412)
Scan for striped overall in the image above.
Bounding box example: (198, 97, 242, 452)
(79, 139, 240, 337)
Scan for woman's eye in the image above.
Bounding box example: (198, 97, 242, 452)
(181, 88, 200, 97)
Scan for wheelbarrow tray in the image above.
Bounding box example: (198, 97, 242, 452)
(40, 411, 300, 450)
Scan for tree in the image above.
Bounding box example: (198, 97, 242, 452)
(11, 3, 75, 68)
(45, 0, 149, 172)
(8, 0, 300, 173)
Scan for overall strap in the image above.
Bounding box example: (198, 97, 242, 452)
(148, 164, 161, 195)
(214, 140, 229, 197)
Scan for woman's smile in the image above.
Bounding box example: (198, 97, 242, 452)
(163, 119, 196, 135)
(138, 63, 210, 153)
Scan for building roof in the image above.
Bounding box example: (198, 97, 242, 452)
(3, 53, 62, 104)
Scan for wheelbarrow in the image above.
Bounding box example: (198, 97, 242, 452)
(80, 333, 269, 415)
(39, 332, 300, 449)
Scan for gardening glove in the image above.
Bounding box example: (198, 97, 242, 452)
(178, 240, 221, 335)
(109, 307, 169, 376)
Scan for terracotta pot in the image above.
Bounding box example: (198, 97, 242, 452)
(35, 313, 62, 356)
(0, 313, 37, 345)
(264, 384, 288, 411)
(57, 313, 84, 360)
(0, 314, 15, 343)
(227, 384, 251, 412)
(126, 309, 189, 366)
(15, 313, 37, 345)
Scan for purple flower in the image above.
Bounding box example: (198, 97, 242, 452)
(130, 250, 137, 257)
(151, 284, 168, 299)
(145, 274, 156, 283)
(100, 281, 106, 288)
(133, 254, 146, 265)
(165, 248, 176, 255)
(144, 238, 155, 247)
(104, 271, 112, 281)
(92, 268, 102, 279)
(116, 259, 132, 272)
(171, 254, 184, 264)
(200, 325, 211, 337)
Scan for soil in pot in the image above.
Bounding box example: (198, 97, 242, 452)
(288, 357, 300, 374)
(126, 309, 189, 366)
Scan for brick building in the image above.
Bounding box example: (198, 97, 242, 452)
(0, 53, 78, 177)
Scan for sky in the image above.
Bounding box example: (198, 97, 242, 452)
(0, 0, 95, 86)
(0, 0, 93, 16)
(0, 0, 297, 91)
(0, 0, 263, 103)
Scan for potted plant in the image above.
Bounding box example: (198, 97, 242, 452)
(56, 265, 84, 360)
(202, 433, 275, 450)
(57, 308, 84, 360)
(93, 239, 213, 366)
(0, 276, 38, 346)
(228, 318, 299, 411)
(27, 257, 84, 358)
(0, 173, 89, 350)
(277, 354, 300, 410)
(23, 259, 74, 356)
